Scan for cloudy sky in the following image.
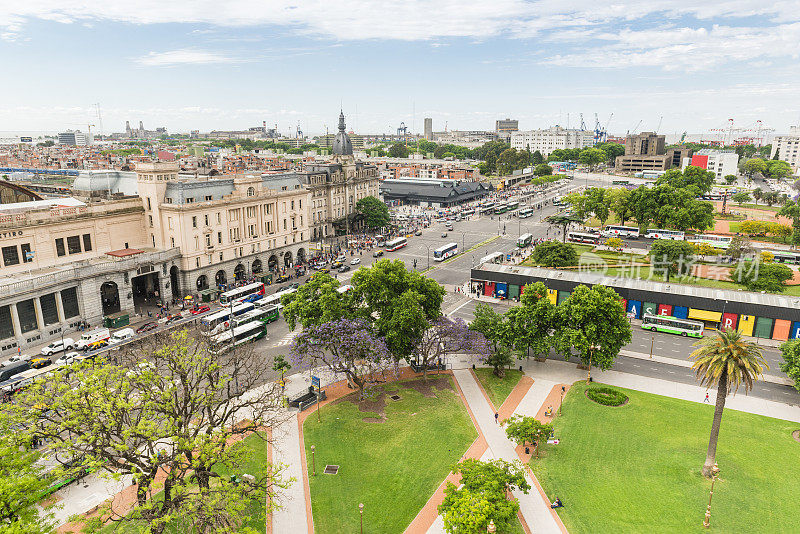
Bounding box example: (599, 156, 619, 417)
(1, 1, 799, 137)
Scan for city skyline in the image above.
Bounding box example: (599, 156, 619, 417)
(1, 1, 800, 135)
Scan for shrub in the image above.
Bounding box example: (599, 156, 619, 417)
(585, 386, 628, 406)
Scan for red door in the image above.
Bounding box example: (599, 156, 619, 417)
(721, 313, 738, 331)
(484, 282, 495, 297)
(657, 304, 672, 316)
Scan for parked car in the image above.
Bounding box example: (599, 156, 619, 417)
(441, 232, 448, 238)
(190, 305, 211, 315)
(338, 265, 351, 273)
(41, 337, 74, 356)
(276, 273, 292, 283)
(30, 357, 52, 370)
(136, 321, 158, 334)
(85, 339, 108, 352)
(164, 314, 183, 325)
(74, 328, 111, 351)
(373, 250, 384, 258)
(55, 351, 81, 366)
(350, 257, 361, 265)
(415, 230, 423, 236)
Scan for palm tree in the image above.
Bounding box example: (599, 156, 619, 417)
(691, 329, 768, 478)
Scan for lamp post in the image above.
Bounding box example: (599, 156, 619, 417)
(703, 463, 720, 528)
(559, 385, 565, 415)
(587, 344, 599, 384)
(460, 231, 466, 253)
(426, 244, 432, 270)
(649, 332, 655, 359)
(311, 445, 316, 476)
(359, 503, 364, 534)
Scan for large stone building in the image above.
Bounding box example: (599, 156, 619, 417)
(615, 132, 692, 172)
(510, 126, 593, 156)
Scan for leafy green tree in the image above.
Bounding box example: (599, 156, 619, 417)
(724, 174, 737, 185)
(484, 344, 516, 378)
(743, 158, 767, 177)
(532, 150, 544, 165)
(281, 272, 354, 330)
(503, 415, 553, 458)
(628, 186, 657, 231)
(388, 143, 410, 158)
(555, 285, 632, 383)
(470, 304, 506, 352)
(607, 187, 633, 225)
(752, 188, 763, 204)
(511, 282, 557, 360)
(272, 355, 291, 381)
(779, 340, 800, 392)
(732, 191, 751, 206)
(595, 142, 625, 165)
(768, 221, 793, 243)
(725, 235, 754, 262)
(439, 459, 530, 534)
(691, 329, 768, 477)
(777, 200, 800, 247)
(355, 195, 391, 229)
(578, 147, 606, 170)
(731, 261, 794, 292)
(584, 187, 610, 227)
(544, 214, 584, 243)
(738, 220, 765, 236)
(649, 239, 698, 282)
(532, 240, 579, 267)
(766, 160, 793, 180)
(533, 163, 552, 176)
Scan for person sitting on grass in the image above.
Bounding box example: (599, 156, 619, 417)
(551, 498, 563, 509)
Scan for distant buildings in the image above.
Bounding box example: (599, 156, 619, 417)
(510, 126, 593, 156)
(682, 149, 739, 180)
(495, 118, 518, 141)
(771, 127, 800, 176)
(424, 118, 433, 141)
(379, 178, 490, 207)
(58, 130, 93, 146)
(432, 130, 498, 148)
(615, 132, 691, 172)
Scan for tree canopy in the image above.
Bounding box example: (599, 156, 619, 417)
(355, 196, 391, 229)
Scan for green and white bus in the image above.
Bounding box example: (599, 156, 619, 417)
(517, 233, 533, 248)
(641, 313, 704, 337)
(518, 207, 535, 219)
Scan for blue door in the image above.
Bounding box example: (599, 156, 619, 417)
(626, 300, 642, 318)
(673, 306, 689, 319)
(496, 282, 508, 299)
(791, 321, 800, 340)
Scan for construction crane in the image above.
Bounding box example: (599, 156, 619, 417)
(655, 116, 663, 134)
(397, 122, 407, 144)
(628, 120, 642, 135)
(592, 113, 608, 145)
(296, 122, 303, 139)
(680, 131, 687, 143)
(94, 103, 104, 137)
(579, 113, 587, 131)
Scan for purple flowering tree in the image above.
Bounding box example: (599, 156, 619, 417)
(415, 317, 491, 377)
(289, 318, 393, 399)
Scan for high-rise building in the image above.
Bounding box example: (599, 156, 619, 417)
(615, 132, 691, 172)
(57, 130, 92, 146)
(771, 126, 800, 176)
(424, 118, 433, 141)
(682, 150, 739, 180)
(510, 126, 593, 156)
(495, 118, 518, 133)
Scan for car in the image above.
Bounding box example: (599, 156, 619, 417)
(276, 273, 292, 283)
(318, 267, 330, 274)
(56, 352, 81, 366)
(372, 250, 384, 258)
(190, 305, 210, 315)
(288, 283, 300, 290)
(350, 257, 361, 265)
(338, 265, 351, 273)
(441, 232, 448, 237)
(415, 230, 422, 236)
(331, 260, 344, 268)
(41, 337, 74, 356)
(165, 314, 183, 325)
(136, 321, 158, 334)
(30, 357, 52, 369)
(85, 339, 108, 351)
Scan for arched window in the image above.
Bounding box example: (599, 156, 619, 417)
(247, 187, 255, 197)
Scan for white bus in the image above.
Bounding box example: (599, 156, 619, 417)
(201, 302, 255, 334)
(232, 307, 279, 328)
(602, 225, 640, 238)
(685, 234, 732, 248)
(567, 232, 601, 245)
(208, 321, 267, 355)
(478, 251, 504, 265)
(433, 242, 458, 261)
(257, 287, 297, 309)
(385, 237, 408, 252)
(219, 282, 265, 305)
(517, 233, 533, 248)
(645, 229, 685, 240)
(642, 313, 704, 338)
(518, 208, 535, 219)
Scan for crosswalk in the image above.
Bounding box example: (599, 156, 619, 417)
(271, 330, 300, 347)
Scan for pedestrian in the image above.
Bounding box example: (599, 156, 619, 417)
(704, 393, 710, 403)
(494, 412, 499, 424)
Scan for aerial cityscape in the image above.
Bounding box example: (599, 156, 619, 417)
(2, 2, 800, 533)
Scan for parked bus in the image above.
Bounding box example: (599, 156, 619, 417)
(645, 229, 685, 240)
(567, 232, 601, 245)
(641, 313, 704, 338)
(771, 251, 800, 264)
(506, 201, 519, 211)
(602, 225, 640, 238)
(219, 282, 265, 305)
(480, 205, 495, 215)
(385, 237, 408, 252)
(258, 287, 297, 309)
(433, 242, 459, 261)
(518, 208, 535, 219)
(461, 208, 475, 216)
(232, 306, 279, 328)
(208, 321, 268, 355)
(517, 233, 533, 248)
(478, 251, 505, 265)
(494, 203, 509, 214)
(686, 234, 732, 248)
(201, 302, 255, 334)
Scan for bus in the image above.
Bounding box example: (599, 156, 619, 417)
(494, 203, 508, 214)
(208, 321, 268, 355)
(641, 313, 704, 338)
(337, 284, 353, 294)
(232, 306, 279, 328)
(201, 302, 255, 333)
(480, 204, 495, 215)
(645, 229, 685, 240)
(506, 201, 519, 211)
(433, 242, 459, 261)
(518, 208, 535, 219)
(602, 225, 640, 238)
(686, 234, 732, 249)
(517, 233, 533, 248)
(771, 251, 800, 264)
(567, 232, 601, 245)
(385, 237, 408, 252)
(612, 180, 629, 186)
(478, 251, 505, 265)
(219, 282, 265, 305)
(461, 208, 475, 217)
(258, 287, 297, 309)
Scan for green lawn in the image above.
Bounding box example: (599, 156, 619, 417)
(533, 382, 800, 533)
(304, 377, 477, 534)
(473, 368, 524, 410)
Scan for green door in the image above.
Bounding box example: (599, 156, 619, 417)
(643, 302, 657, 316)
(753, 317, 773, 339)
(557, 290, 570, 305)
(508, 284, 520, 300)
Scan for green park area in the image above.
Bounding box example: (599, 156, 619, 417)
(533, 382, 800, 533)
(473, 368, 523, 409)
(303, 377, 477, 534)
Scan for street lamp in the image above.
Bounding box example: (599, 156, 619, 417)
(703, 463, 721, 528)
(559, 385, 565, 415)
(587, 344, 599, 384)
(359, 503, 364, 534)
(460, 231, 466, 253)
(311, 445, 316, 476)
(426, 244, 432, 270)
(649, 332, 655, 359)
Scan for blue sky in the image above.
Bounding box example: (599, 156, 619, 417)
(1, 1, 799, 137)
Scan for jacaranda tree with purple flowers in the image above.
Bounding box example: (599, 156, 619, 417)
(289, 318, 392, 399)
(415, 317, 491, 377)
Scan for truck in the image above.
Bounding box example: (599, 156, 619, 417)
(75, 328, 111, 351)
(110, 328, 135, 344)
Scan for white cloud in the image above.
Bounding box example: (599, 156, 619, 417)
(135, 49, 239, 66)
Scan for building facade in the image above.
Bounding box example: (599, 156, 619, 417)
(615, 132, 692, 172)
(682, 150, 739, 180)
(771, 127, 800, 175)
(58, 130, 93, 146)
(424, 118, 433, 141)
(510, 127, 593, 156)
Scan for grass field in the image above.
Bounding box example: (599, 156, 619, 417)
(473, 368, 524, 410)
(303, 377, 477, 534)
(533, 382, 800, 533)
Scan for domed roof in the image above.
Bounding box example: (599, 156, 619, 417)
(332, 111, 353, 156)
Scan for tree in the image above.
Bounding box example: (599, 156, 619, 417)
(607, 187, 633, 225)
(555, 285, 632, 382)
(272, 354, 291, 381)
(578, 147, 606, 170)
(726, 235, 754, 262)
(507, 282, 557, 360)
(533, 163, 552, 176)
(739, 220, 766, 236)
(649, 239, 697, 282)
(605, 237, 623, 250)
(544, 214, 584, 243)
(439, 459, 530, 534)
(691, 329, 768, 477)
(503, 415, 553, 458)
(760, 250, 775, 264)
(732, 191, 750, 206)
(766, 160, 793, 180)
(595, 142, 625, 165)
(388, 143, 409, 158)
(3, 329, 287, 533)
(415, 317, 490, 377)
(584, 187, 609, 227)
(779, 340, 800, 392)
(290, 318, 392, 398)
(695, 242, 720, 261)
(281, 272, 354, 330)
(724, 174, 737, 185)
(768, 221, 792, 243)
(470, 304, 506, 353)
(777, 200, 800, 247)
(532, 150, 544, 165)
(657, 166, 715, 196)
(731, 261, 794, 292)
(483, 344, 516, 378)
(743, 158, 767, 177)
(532, 240, 579, 267)
(355, 196, 391, 229)
(752, 188, 763, 205)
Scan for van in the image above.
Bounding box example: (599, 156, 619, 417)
(0, 360, 31, 382)
(41, 337, 75, 356)
(110, 328, 135, 344)
(75, 328, 111, 351)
